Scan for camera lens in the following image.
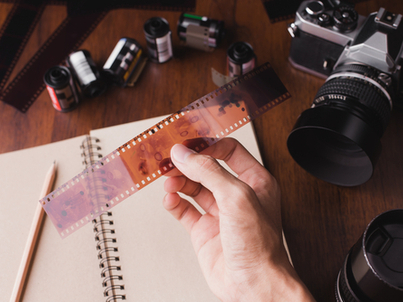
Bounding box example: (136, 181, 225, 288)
(287, 64, 393, 186)
(335, 209, 403, 302)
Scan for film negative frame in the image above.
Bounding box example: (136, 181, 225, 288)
(40, 62, 291, 238)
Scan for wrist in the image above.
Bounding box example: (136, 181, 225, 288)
(254, 263, 316, 302)
(223, 258, 316, 302)
(264, 264, 316, 302)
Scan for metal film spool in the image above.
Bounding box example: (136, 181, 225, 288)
(177, 13, 225, 51)
(103, 37, 147, 87)
(43, 66, 79, 113)
(227, 42, 256, 78)
(143, 17, 173, 63)
(67, 50, 107, 98)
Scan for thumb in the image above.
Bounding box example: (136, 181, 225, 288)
(170, 143, 236, 190)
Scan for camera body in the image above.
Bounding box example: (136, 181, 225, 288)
(288, 0, 403, 105)
(286, 1, 403, 186)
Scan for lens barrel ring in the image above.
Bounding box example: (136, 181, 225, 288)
(334, 64, 383, 81)
(338, 269, 353, 302)
(337, 257, 361, 302)
(330, 64, 394, 105)
(314, 76, 391, 134)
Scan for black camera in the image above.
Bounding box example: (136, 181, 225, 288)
(286, 0, 403, 186)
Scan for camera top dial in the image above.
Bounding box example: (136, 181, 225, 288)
(305, 1, 325, 16)
(333, 5, 359, 32)
(300, 1, 359, 31)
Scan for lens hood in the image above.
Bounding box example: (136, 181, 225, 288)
(287, 105, 382, 186)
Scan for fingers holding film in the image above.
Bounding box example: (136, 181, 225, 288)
(164, 175, 219, 216)
(163, 192, 202, 233)
(200, 138, 279, 205)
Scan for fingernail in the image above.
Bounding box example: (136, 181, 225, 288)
(171, 144, 196, 164)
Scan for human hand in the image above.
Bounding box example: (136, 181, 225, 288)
(163, 138, 316, 302)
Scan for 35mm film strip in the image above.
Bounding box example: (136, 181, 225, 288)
(40, 62, 290, 238)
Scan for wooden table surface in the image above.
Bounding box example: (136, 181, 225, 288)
(1, 1, 402, 301)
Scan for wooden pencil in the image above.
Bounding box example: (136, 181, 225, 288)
(9, 161, 57, 302)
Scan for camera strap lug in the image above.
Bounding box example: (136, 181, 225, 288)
(287, 23, 298, 38)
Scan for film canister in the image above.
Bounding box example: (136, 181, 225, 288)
(177, 13, 225, 51)
(227, 42, 256, 78)
(43, 66, 80, 112)
(103, 37, 147, 87)
(67, 50, 107, 98)
(143, 17, 173, 63)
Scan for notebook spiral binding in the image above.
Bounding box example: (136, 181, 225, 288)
(81, 136, 126, 301)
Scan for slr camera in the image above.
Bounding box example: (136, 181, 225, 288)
(286, 0, 403, 186)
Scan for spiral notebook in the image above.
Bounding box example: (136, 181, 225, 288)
(2, 115, 268, 301)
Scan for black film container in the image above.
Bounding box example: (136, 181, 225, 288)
(227, 42, 256, 77)
(143, 17, 173, 63)
(177, 13, 224, 51)
(43, 66, 80, 112)
(336, 209, 403, 302)
(103, 37, 147, 87)
(67, 50, 107, 98)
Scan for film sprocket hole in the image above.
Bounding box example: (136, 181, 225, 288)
(286, 0, 403, 186)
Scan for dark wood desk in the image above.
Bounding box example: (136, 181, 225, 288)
(1, 1, 402, 300)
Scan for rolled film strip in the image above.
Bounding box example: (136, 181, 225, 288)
(43, 65, 80, 112)
(143, 17, 173, 64)
(67, 49, 107, 98)
(102, 37, 147, 87)
(40, 62, 291, 238)
(211, 42, 256, 87)
(177, 13, 225, 51)
(227, 42, 256, 78)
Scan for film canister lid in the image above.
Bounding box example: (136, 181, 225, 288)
(227, 42, 255, 64)
(144, 17, 170, 37)
(43, 66, 71, 88)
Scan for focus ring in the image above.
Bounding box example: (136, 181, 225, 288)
(314, 77, 391, 133)
(339, 265, 359, 302)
